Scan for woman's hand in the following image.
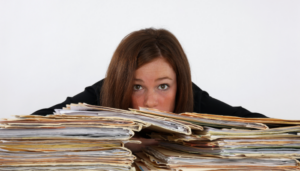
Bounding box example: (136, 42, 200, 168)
(125, 137, 158, 153)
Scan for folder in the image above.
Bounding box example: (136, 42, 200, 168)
(137, 146, 300, 170)
(132, 107, 268, 130)
(55, 103, 204, 135)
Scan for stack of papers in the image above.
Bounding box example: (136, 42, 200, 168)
(180, 113, 300, 128)
(2, 103, 300, 170)
(135, 146, 299, 171)
(131, 107, 269, 130)
(54, 103, 203, 135)
(0, 103, 203, 170)
(0, 112, 139, 170)
(133, 107, 300, 170)
(156, 126, 300, 158)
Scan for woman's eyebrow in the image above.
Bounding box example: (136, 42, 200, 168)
(155, 77, 172, 81)
(134, 77, 172, 82)
(134, 79, 144, 82)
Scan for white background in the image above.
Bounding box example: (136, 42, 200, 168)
(1, 0, 299, 119)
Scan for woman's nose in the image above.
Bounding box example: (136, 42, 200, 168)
(144, 90, 158, 108)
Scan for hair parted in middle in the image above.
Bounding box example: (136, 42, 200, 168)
(100, 28, 193, 113)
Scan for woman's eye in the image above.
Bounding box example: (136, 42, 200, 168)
(158, 84, 169, 90)
(133, 85, 143, 91)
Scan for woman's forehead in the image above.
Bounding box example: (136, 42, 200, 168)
(134, 58, 176, 82)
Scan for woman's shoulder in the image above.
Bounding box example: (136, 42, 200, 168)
(32, 79, 105, 115)
(191, 82, 267, 118)
(192, 82, 204, 113)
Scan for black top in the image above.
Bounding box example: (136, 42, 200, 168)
(32, 79, 267, 118)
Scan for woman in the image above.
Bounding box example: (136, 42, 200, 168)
(33, 28, 266, 118)
(33, 28, 266, 152)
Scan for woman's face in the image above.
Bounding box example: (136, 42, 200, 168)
(131, 57, 177, 112)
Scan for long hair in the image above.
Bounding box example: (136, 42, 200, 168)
(100, 28, 193, 113)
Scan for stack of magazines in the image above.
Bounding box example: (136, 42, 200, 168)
(0, 103, 201, 171)
(2, 103, 300, 170)
(0, 108, 140, 170)
(132, 107, 300, 171)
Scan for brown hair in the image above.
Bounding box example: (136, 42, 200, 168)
(100, 28, 193, 113)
